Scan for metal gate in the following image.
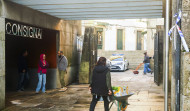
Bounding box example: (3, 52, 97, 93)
(154, 33, 159, 85)
(154, 30, 164, 86)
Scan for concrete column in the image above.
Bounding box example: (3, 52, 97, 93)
(0, 17, 5, 110)
(79, 27, 91, 83)
(180, 52, 190, 111)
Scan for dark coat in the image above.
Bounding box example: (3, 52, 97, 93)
(91, 65, 109, 96)
(18, 55, 28, 73)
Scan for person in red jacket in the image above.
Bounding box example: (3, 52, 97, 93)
(36, 54, 49, 93)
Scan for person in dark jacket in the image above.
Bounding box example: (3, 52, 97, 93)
(36, 54, 49, 93)
(143, 52, 153, 74)
(17, 50, 29, 91)
(89, 57, 112, 111)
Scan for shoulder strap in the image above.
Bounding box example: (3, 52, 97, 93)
(59, 56, 64, 63)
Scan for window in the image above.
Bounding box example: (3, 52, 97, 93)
(97, 28, 103, 49)
(137, 31, 142, 50)
(117, 29, 123, 50)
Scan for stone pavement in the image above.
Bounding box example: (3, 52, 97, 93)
(110, 70, 165, 111)
(3, 70, 165, 111)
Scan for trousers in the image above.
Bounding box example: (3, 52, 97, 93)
(89, 95, 109, 111)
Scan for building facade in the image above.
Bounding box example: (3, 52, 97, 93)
(0, 1, 82, 109)
(83, 19, 164, 69)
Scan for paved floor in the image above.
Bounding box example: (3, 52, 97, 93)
(3, 70, 165, 111)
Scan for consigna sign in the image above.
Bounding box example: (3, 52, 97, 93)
(5, 20, 42, 39)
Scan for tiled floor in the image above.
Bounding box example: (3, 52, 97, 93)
(3, 70, 165, 111)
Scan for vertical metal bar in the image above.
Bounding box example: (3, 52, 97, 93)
(165, 0, 170, 110)
(175, 0, 182, 110)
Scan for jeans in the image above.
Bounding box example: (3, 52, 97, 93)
(90, 95, 109, 111)
(144, 63, 151, 74)
(36, 73, 46, 93)
(17, 72, 29, 90)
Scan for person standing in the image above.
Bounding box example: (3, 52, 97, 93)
(89, 57, 112, 111)
(143, 52, 153, 74)
(36, 54, 49, 93)
(17, 50, 29, 91)
(57, 51, 68, 91)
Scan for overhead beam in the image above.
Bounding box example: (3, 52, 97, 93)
(49, 10, 162, 16)
(63, 16, 163, 20)
(56, 13, 162, 18)
(26, 1, 162, 10)
(39, 6, 163, 13)
(50, 11, 162, 16)
(53, 13, 162, 17)
(9, 0, 162, 5)
(47, 9, 162, 14)
(8, 0, 163, 20)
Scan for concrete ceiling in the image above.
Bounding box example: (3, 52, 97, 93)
(8, 0, 163, 20)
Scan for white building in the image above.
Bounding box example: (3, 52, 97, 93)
(82, 19, 164, 69)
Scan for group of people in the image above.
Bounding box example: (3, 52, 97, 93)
(17, 50, 152, 111)
(17, 50, 68, 93)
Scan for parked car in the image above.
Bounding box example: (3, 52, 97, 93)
(109, 56, 129, 71)
(106, 59, 111, 68)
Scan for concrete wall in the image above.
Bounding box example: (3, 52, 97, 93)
(104, 26, 138, 51)
(57, 20, 82, 87)
(104, 25, 142, 51)
(0, 0, 81, 109)
(170, 0, 190, 110)
(79, 27, 97, 83)
(179, 0, 190, 110)
(146, 19, 164, 57)
(146, 29, 155, 57)
(0, 17, 5, 110)
(97, 50, 146, 69)
(102, 19, 147, 51)
(125, 27, 137, 51)
(182, 0, 190, 49)
(104, 26, 117, 50)
(83, 19, 148, 51)
(180, 52, 190, 111)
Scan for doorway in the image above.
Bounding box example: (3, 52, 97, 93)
(5, 19, 59, 107)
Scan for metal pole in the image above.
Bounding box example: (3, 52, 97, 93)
(175, 0, 182, 110)
(165, 0, 170, 110)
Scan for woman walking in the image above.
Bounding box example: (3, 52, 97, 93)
(89, 57, 112, 111)
(36, 54, 49, 93)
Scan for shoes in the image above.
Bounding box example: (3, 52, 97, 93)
(35, 91, 46, 94)
(59, 87, 68, 92)
(17, 90, 23, 92)
(17, 88, 24, 92)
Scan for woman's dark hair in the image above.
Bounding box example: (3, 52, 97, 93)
(96, 57, 107, 66)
